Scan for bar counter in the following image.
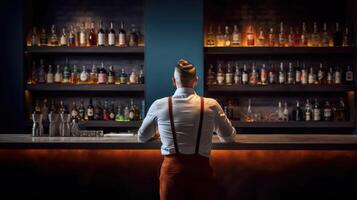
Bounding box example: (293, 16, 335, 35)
(1, 134, 357, 150)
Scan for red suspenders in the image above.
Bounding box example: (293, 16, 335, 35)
(168, 96, 204, 155)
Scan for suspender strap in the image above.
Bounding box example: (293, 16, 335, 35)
(168, 96, 180, 154)
(195, 97, 204, 155)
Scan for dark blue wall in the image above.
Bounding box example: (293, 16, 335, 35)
(0, 1, 24, 133)
(144, 0, 204, 108)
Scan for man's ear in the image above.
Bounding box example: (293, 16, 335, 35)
(193, 76, 198, 87)
(172, 77, 176, 87)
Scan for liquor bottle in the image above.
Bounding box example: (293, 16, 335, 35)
(71, 65, 79, 84)
(268, 64, 276, 84)
(137, 28, 145, 47)
(206, 24, 216, 47)
(301, 64, 308, 85)
(268, 27, 276, 47)
(323, 100, 332, 121)
(231, 25, 241, 46)
(223, 26, 231, 46)
(343, 27, 350, 47)
(40, 28, 47, 46)
(134, 104, 141, 121)
(294, 27, 301, 46)
(120, 68, 128, 84)
(317, 64, 325, 85)
(70, 101, 79, 121)
(321, 23, 330, 47)
(124, 105, 130, 121)
(49, 24, 59, 46)
(216, 64, 225, 85)
(313, 99, 321, 121)
(293, 101, 303, 121)
(287, 62, 295, 84)
(31, 27, 39, 46)
(68, 25, 76, 47)
(256, 27, 265, 46)
(333, 98, 346, 121)
(49, 100, 57, 114)
(38, 59, 46, 84)
(42, 99, 49, 123)
(80, 65, 89, 84)
(129, 99, 136, 121)
(334, 66, 342, 84)
(304, 99, 312, 121)
(139, 66, 145, 84)
(287, 27, 295, 47)
(245, 99, 254, 122)
(108, 65, 115, 84)
(295, 62, 301, 84)
(216, 25, 225, 47)
(225, 63, 233, 85)
(78, 100, 85, 121)
(308, 66, 316, 84)
(278, 22, 286, 47)
(333, 22, 343, 46)
(310, 22, 320, 47)
(301, 22, 308, 46)
(88, 22, 97, 46)
(62, 58, 71, 83)
(54, 65, 63, 83)
(278, 62, 286, 84)
(94, 100, 103, 120)
(129, 24, 139, 47)
(60, 28, 67, 46)
(234, 63, 242, 85)
(34, 100, 41, 114)
(103, 99, 110, 121)
(98, 63, 108, 84)
(242, 64, 249, 85)
(108, 22, 116, 46)
(129, 69, 138, 84)
(260, 64, 268, 85)
(97, 21, 105, 46)
(87, 99, 94, 120)
(79, 22, 87, 46)
(59, 100, 66, 114)
(207, 64, 216, 85)
(249, 64, 258, 85)
(345, 66, 354, 83)
(283, 101, 289, 121)
(327, 67, 334, 85)
(118, 21, 127, 47)
(115, 105, 124, 122)
(277, 101, 284, 121)
(90, 64, 98, 84)
(46, 65, 54, 84)
(109, 102, 116, 121)
(246, 25, 255, 46)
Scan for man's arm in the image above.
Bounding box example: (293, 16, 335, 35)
(137, 100, 158, 142)
(213, 100, 236, 143)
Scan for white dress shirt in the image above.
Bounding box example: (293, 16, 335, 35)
(138, 88, 236, 157)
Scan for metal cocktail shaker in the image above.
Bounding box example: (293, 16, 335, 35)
(60, 113, 71, 137)
(32, 113, 44, 137)
(48, 113, 60, 137)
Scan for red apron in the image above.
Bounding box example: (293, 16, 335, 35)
(159, 96, 215, 200)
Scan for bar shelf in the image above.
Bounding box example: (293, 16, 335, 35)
(25, 46, 145, 54)
(206, 84, 355, 93)
(25, 120, 142, 128)
(204, 47, 354, 55)
(231, 121, 356, 128)
(26, 84, 145, 92)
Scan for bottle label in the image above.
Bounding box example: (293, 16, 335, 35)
(324, 108, 332, 118)
(261, 71, 267, 83)
(305, 112, 311, 121)
(269, 72, 275, 83)
(109, 33, 115, 45)
(47, 74, 54, 83)
(130, 75, 137, 84)
(87, 108, 94, 117)
(80, 73, 88, 82)
(108, 76, 115, 84)
(318, 71, 324, 81)
(232, 33, 241, 43)
(335, 72, 341, 84)
(308, 74, 315, 84)
(346, 72, 353, 81)
(80, 33, 86, 45)
(242, 74, 248, 83)
(120, 77, 127, 84)
(60, 36, 67, 45)
(246, 35, 254, 45)
(295, 71, 301, 82)
(217, 75, 225, 84)
(313, 109, 320, 121)
(55, 74, 62, 83)
(225, 74, 233, 84)
(119, 34, 126, 46)
(98, 74, 107, 83)
(279, 73, 285, 84)
(98, 33, 105, 45)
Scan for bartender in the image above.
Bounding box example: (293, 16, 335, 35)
(138, 59, 236, 200)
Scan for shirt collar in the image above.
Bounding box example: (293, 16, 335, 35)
(173, 88, 196, 97)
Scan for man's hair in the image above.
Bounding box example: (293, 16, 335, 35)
(174, 59, 197, 87)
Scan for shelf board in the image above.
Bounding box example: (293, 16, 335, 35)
(25, 46, 144, 54)
(78, 120, 142, 128)
(26, 84, 145, 92)
(206, 84, 355, 93)
(231, 121, 356, 128)
(204, 47, 354, 55)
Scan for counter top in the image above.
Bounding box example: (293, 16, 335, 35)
(1, 134, 357, 150)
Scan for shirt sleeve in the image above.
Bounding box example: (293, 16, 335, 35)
(137, 100, 158, 142)
(213, 100, 237, 143)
